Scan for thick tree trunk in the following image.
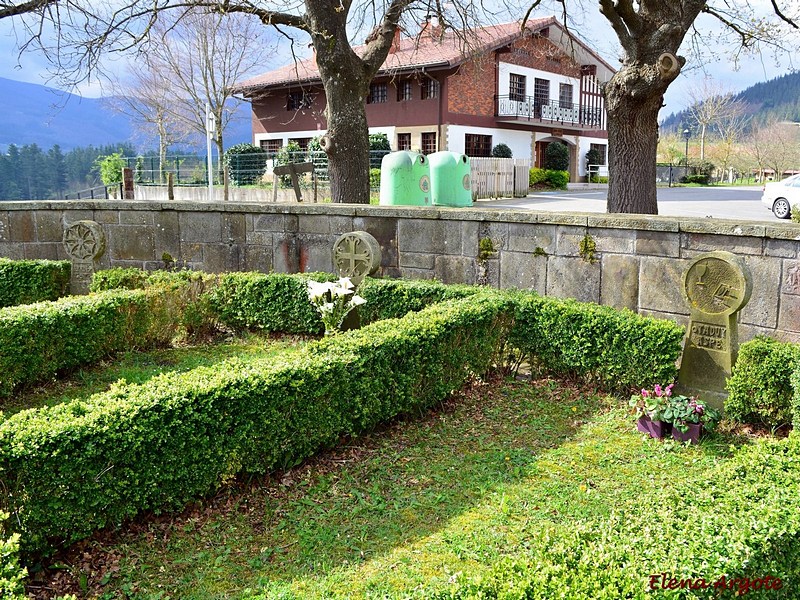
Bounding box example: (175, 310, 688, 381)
(604, 60, 675, 215)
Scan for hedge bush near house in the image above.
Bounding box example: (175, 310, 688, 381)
(0, 294, 512, 556)
(510, 293, 684, 392)
(528, 168, 569, 190)
(0, 514, 25, 600)
(435, 434, 800, 599)
(0, 289, 178, 397)
(0, 259, 70, 308)
(725, 336, 800, 428)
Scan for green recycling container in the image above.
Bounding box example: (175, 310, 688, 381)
(379, 151, 431, 206)
(429, 151, 473, 207)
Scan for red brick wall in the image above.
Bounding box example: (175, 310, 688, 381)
(504, 35, 581, 77)
(447, 55, 497, 117)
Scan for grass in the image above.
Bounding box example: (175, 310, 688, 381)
(29, 375, 743, 600)
(0, 332, 307, 418)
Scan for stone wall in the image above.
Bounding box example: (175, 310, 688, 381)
(1, 199, 799, 342)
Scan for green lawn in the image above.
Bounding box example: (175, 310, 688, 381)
(1, 332, 307, 418)
(34, 375, 751, 599)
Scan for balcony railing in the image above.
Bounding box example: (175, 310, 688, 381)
(495, 95, 605, 129)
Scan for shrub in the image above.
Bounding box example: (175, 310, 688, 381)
(510, 293, 684, 392)
(0, 294, 512, 556)
(434, 434, 800, 599)
(491, 143, 513, 158)
(369, 168, 381, 190)
(94, 152, 125, 186)
(585, 146, 604, 169)
(274, 140, 304, 187)
(224, 143, 268, 186)
(544, 141, 569, 171)
(0, 289, 179, 396)
(726, 336, 800, 427)
(792, 367, 800, 429)
(684, 174, 710, 185)
(529, 167, 547, 187)
(545, 169, 569, 189)
(0, 513, 26, 600)
(0, 259, 70, 307)
(90, 267, 151, 292)
(369, 133, 392, 169)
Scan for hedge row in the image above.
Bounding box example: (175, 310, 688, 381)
(0, 289, 179, 397)
(0, 293, 513, 556)
(0, 514, 25, 600)
(0, 258, 70, 308)
(792, 368, 800, 430)
(511, 293, 684, 392)
(435, 434, 800, 599)
(725, 336, 800, 428)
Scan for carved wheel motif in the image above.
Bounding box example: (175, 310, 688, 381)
(333, 231, 381, 286)
(63, 220, 105, 260)
(684, 252, 750, 317)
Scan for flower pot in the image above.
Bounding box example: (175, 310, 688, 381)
(636, 415, 671, 440)
(672, 422, 702, 444)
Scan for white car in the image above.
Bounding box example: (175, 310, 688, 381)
(762, 174, 800, 219)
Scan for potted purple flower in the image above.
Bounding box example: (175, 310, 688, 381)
(667, 395, 721, 444)
(630, 384, 673, 439)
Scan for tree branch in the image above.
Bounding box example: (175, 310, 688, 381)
(0, 0, 54, 20)
(360, 0, 412, 72)
(769, 0, 798, 29)
(598, 0, 635, 57)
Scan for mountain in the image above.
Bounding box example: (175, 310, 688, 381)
(660, 71, 800, 132)
(0, 77, 254, 153)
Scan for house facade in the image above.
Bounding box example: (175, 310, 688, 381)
(234, 17, 614, 182)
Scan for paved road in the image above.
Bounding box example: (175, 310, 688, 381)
(475, 185, 780, 222)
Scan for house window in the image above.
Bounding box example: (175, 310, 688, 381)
(397, 133, 412, 150)
(421, 132, 437, 155)
(397, 80, 413, 101)
(589, 143, 607, 165)
(260, 139, 282, 154)
(465, 134, 492, 157)
(287, 91, 311, 110)
(509, 74, 526, 101)
(368, 83, 388, 104)
(421, 78, 439, 100)
(533, 78, 550, 115)
(289, 138, 311, 151)
(559, 83, 574, 107)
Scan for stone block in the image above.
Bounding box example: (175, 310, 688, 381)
(778, 293, 800, 333)
(0, 213, 8, 242)
(434, 255, 476, 284)
(254, 214, 286, 232)
(499, 251, 546, 293)
(273, 233, 299, 273)
(243, 245, 273, 273)
(638, 256, 691, 313)
(546, 256, 600, 303)
(329, 216, 354, 235)
(297, 215, 331, 234)
(588, 214, 678, 232)
(600, 254, 639, 310)
(33, 210, 64, 242)
(640, 309, 688, 328)
(591, 227, 636, 255)
(400, 252, 436, 270)
(154, 211, 181, 260)
(398, 219, 462, 255)
(119, 211, 154, 225)
(223, 213, 247, 244)
(299, 234, 334, 273)
(353, 216, 398, 268)
(685, 233, 763, 255)
(555, 225, 587, 257)
(180, 242, 204, 263)
(179, 212, 222, 243)
(246, 231, 274, 246)
(461, 220, 480, 256)
(765, 239, 797, 258)
(93, 210, 120, 225)
(636, 230, 680, 257)
(0, 243, 26, 260)
(109, 225, 155, 261)
(203, 244, 240, 273)
(739, 257, 780, 329)
(507, 223, 556, 254)
(739, 323, 780, 344)
(25, 243, 59, 260)
(285, 214, 299, 232)
(400, 267, 435, 280)
(479, 221, 509, 252)
(781, 260, 800, 296)
(9, 211, 35, 242)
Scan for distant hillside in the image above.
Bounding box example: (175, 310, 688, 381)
(660, 71, 800, 132)
(0, 77, 253, 153)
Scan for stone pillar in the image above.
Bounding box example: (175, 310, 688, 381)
(677, 251, 752, 407)
(62, 220, 106, 294)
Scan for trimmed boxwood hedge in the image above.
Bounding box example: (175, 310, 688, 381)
(726, 336, 800, 428)
(510, 293, 684, 392)
(0, 258, 70, 308)
(0, 514, 25, 600)
(792, 367, 800, 430)
(0, 293, 513, 556)
(434, 434, 800, 599)
(0, 289, 179, 397)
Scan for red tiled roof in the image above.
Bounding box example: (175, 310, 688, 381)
(235, 17, 557, 93)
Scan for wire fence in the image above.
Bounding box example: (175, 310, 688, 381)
(123, 151, 391, 188)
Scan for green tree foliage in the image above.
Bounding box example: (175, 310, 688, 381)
(491, 143, 513, 158)
(544, 142, 570, 171)
(223, 143, 268, 186)
(94, 151, 126, 186)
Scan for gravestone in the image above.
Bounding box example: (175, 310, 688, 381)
(332, 231, 381, 331)
(63, 220, 106, 294)
(272, 162, 316, 202)
(677, 251, 751, 406)
(333, 231, 382, 286)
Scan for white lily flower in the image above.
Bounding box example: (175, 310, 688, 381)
(307, 280, 331, 300)
(337, 277, 355, 290)
(350, 295, 366, 306)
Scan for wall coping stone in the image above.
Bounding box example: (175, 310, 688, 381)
(3, 200, 800, 240)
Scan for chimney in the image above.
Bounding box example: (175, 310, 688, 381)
(389, 27, 402, 53)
